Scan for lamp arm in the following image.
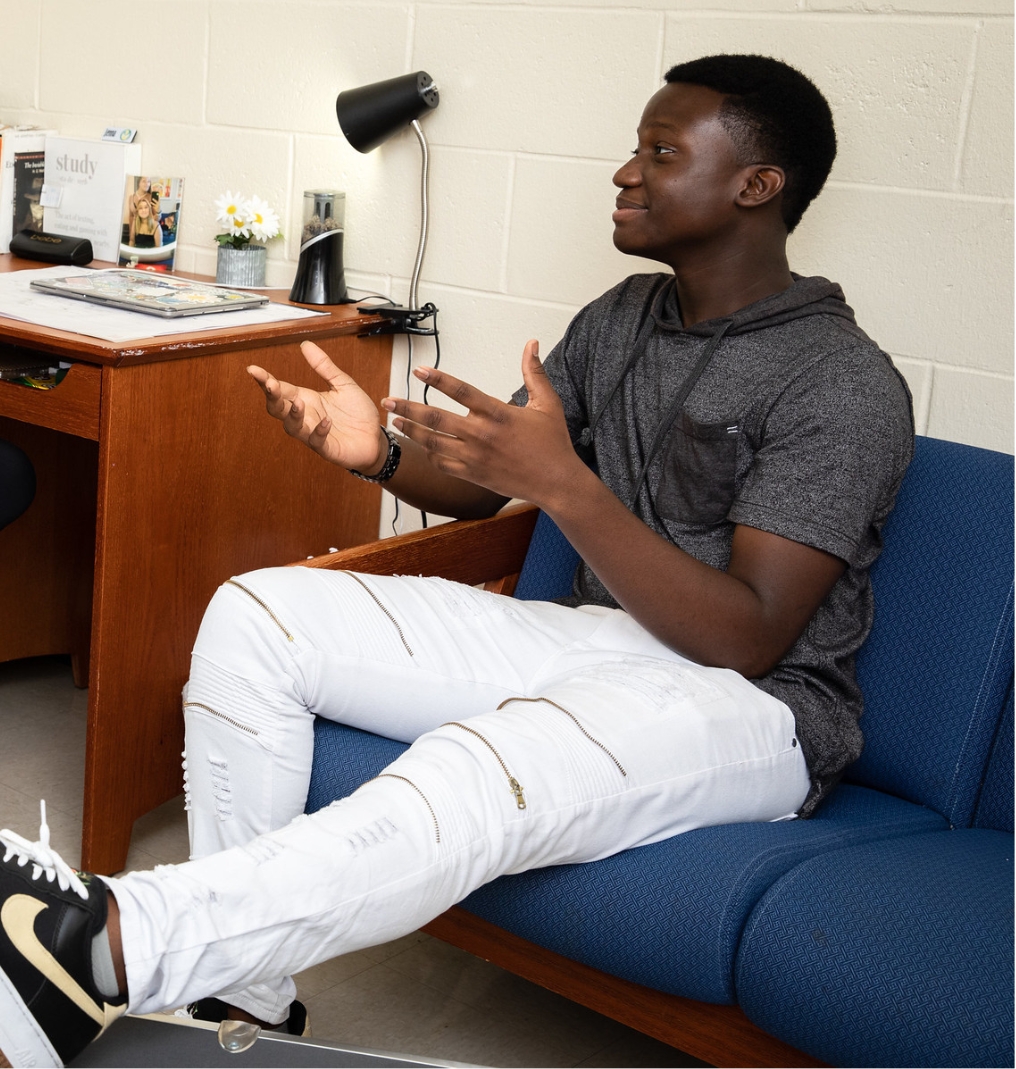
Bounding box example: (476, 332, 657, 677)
(409, 118, 430, 311)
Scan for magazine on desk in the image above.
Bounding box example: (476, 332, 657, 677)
(29, 269, 269, 318)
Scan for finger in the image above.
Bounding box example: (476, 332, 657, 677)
(520, 339, 548, 402)
(307, 415, 332, 447)
(300, 340, 355, 390)
(247, 365, 298, 418)
(249, 365, 299, 401)
(284, 395, 307, 433)
(247, 364, 283, 402)
(388, 406, 466, 467)
(382, 395, 468, 439)
(247, 364, 270, 387)
(408, 365, 500, 417)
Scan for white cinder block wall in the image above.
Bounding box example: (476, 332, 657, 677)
(2, 1, 1012, 531)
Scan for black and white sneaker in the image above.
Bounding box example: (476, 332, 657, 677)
(0, 803, 127, 1068)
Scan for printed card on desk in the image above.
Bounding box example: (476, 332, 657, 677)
(119, 175, 184, 272)
(42, 136, 142, 263)
(0, 127, 56, 252)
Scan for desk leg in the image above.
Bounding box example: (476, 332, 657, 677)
(81, 334, 390, 874)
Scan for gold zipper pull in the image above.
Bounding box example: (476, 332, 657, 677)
(509, 777, 527, 810)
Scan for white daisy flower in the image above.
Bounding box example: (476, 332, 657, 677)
(247, 195, 280, 243)
(214, 191, 246, 230)
(227, 211, 251, 239)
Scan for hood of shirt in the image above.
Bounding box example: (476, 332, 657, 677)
(653, 273, 858, 338)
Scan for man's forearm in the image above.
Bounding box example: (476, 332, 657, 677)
(539, 465, 843, 678)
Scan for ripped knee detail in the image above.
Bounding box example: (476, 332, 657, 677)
(184, 751, 234, 821)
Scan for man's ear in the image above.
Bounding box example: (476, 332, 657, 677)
(735, 165, 786, 209)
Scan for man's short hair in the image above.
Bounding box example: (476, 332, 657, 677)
(664, 54, 836, 233)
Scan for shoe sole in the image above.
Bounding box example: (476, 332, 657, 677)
(0, 960, 63, 1068)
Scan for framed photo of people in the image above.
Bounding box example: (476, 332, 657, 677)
(120, 175, 184, 271)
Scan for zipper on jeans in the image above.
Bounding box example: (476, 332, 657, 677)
(343, 573, 414, 657)
(225, 579, 294, 642)
(183, 701, 259, 738)
(496, 696, 628, 777)
(443, 722, 527, 810)
(372, 774, 440, 842)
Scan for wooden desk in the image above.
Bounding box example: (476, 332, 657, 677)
(0, 256, 392, 873)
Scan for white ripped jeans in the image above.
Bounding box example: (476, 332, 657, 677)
(109, 567, 810, 1024)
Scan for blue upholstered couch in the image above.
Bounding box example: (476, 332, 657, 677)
(303, 436, 1014, 1069)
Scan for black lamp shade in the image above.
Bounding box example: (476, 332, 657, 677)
(336, 72, 439, 153)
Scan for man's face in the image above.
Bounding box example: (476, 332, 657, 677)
(612, 82, 750, 264)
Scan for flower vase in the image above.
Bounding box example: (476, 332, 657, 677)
(215, 244, 267, 287)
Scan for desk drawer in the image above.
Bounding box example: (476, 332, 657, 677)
(0, 362, 101, 439)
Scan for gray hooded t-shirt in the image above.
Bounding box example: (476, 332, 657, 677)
(513, 273, 914, 816)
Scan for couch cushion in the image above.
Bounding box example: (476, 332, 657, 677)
(307, 732, 945, 1005)
(307, 721, 408, 807)
(458, 784, 944, 1005)
(513, 510, 580, 601)
(736, 829, 1015, 1068)
(849, 437, 1014, 827)
(974, 685, 1014, 833)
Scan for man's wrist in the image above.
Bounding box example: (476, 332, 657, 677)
(349, 427, 402, 484)
(363, 427, 390, 477)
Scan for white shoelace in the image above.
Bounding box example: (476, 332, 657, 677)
(0, 799, 88, 900)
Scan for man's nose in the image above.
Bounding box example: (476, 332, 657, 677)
(612, 157, 640, 188)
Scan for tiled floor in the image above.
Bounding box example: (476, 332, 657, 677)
(0, 655, 708, 1068)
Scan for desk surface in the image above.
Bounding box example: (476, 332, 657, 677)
(0, 255, 382, 366)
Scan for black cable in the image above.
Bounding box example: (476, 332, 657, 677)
(422, 329, 441, 406)
(418, 312, 440, 528)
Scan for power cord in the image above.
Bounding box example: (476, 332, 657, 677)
(380, 306, 440, 533)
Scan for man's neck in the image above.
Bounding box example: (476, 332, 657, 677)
(670, 245, 793, 328)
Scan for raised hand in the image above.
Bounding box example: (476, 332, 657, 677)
(247, 340, 385, 472)
(381, 339, 583, 509)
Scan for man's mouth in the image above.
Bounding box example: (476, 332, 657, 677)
(612, 198, 646, 224)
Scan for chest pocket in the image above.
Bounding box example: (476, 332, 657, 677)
(656, 412, 740, 525)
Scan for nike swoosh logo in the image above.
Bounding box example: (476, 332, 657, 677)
(2, 894, 120, 1029)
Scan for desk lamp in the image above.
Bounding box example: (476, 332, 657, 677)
(335, 71, 440, 331)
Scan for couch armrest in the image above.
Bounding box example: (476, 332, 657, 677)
(289, 502, 540, 595)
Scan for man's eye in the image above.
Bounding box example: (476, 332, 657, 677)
(654, 145, 675, 155)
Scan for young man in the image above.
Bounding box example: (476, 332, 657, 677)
(0, 55, 913, 1067)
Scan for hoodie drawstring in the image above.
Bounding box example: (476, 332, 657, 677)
(578, 277, 672, 450)
(626, 318, 733, 508)
(574, 275, 734, 509)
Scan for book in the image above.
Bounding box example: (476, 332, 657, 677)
(42, 136, 142, 263)
(0, 127, 55, 253)
(12, 149, 46, 236)
(119, 175, 184, 271)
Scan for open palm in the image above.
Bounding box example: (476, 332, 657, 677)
(248, 340, 383, 470)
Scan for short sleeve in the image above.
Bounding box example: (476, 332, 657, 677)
(729, 345, 914, 568)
